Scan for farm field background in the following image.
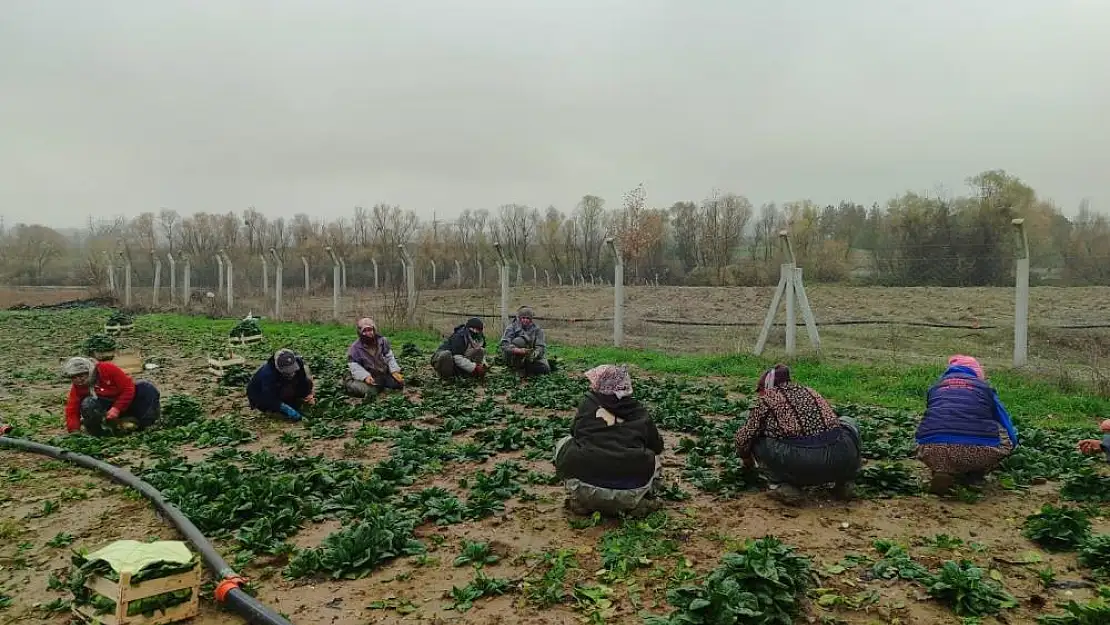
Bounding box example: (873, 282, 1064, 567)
(2, 305, 1110, 624)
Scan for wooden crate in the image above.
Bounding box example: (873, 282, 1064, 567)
(228, 333, 263, 346)
(207, 354, 246, 378)
(72, 565, 200, 625)
(105, 324, 134, 335)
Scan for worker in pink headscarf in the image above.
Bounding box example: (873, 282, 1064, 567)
(915, 355, 1019, 495)
(1076, 419, 1110, 462)
(344, 318, 404, 399)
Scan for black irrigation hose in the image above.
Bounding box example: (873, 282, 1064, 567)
(0, 435, 294, 625)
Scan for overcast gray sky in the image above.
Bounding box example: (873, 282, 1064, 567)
(1, 0, 1107, 228)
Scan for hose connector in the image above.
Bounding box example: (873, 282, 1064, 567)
(215, 574, 249, 603)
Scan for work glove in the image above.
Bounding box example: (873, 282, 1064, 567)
(0, 423, 12, 436)
(472, 363, 487, 378)
(278, 403, 302, 421)
(304, 393, 316, 406)
(364, 376, 376, 385)
(1078, 439, 1103, 456)
(512, 347, 528, 356)
(106, 407, 121, 421)
(392, 372, 404, 384)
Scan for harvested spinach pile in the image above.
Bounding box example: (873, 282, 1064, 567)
(106, 310, 133, 326)
(83, 333, 118, 355)
(229, 317, 262, 338)
(220, 364, 253, 387)
(645, 536, 814, 625)
(1024, 504, 1092, 551)
(68, 548, 198, 618)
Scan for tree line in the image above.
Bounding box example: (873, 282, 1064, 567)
(2, 170, 1108, 289)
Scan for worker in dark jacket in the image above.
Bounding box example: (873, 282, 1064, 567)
(247, 349, 315, 421)
(915, 355, 1019, 495)
(555, 365, 664, 516)
(431, 317, 488, 380)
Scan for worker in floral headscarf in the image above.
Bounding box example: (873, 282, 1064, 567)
(554, 365, 665, 516)
(734, 364, 861, 505)
(916, 355, 1018, 495)
(344, 318, 404, 398)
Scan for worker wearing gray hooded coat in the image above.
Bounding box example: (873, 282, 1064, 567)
(499, 306, 550, 376)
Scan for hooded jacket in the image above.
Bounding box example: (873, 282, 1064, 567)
(915, 365, 1019, 448)
(555, 391, 664, 489)
(439, 324, 484, 356)
(247, 355, 313, 412)
(64, 361, 136, 432)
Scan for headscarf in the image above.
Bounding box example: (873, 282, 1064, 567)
(274, 349, 300, 377)
(517, 306, 535, 326)
(466, 317, 484, 332)
(63, 357, 96, 378)
(756, 364, 791, 394)
(948, 354, 985, 380)
(357, 317, 377, 341)
(585, 365, 633, 399)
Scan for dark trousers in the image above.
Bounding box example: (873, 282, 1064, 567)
(80, 380, 161, 436)
(753, 417, 861, 487)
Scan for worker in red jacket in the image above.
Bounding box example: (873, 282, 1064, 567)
(62, 357, 161, 435)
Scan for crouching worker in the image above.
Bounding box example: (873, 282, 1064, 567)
(247, 349, 315, 421)
(554, 365, 665, 516)
(344, 318, 404, 398)
(432, 317, 488, 380)
(63, 357, 161, 435)
(500, 306, 550, 377)
(916, 355, 1019, 495)
(1077, 420, 1110, 462)
(735, 365, 860, 505)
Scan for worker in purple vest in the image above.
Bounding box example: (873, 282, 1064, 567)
(915, 355, 1019, 495)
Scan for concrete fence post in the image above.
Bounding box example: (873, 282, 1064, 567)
(494, 244, 509, 329)
(531, 265, 537, 284)
(103, 253, 115, 294)
(606, 238, 624, 347)
(182, 255, 191, 307)
(372, 257, 379, 290)
(215, 253, 225, 293)
(545, 269, 550, 287)
(476, 260, 483, 289)
(1013, 219, 1030, 367)
(515, 263, 523, 286)
(166, 253, 176, 304)
(220, 249, 234, 312)
(430, 259, 437, 288)
(260, 253, 269, 297)
(270, 248, 283, 320)
(301, 256, 310, 292)
(455, 260, 463, 288)
(152, 255, 162, 307)
(120, 252, 132, 307)
(325, 247, 341, 320)
(339, 257, 347, 293)
(399, 245, 416, 325)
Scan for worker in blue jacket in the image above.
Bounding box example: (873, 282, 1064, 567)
(915, 355, 1018, 495)
(247, 349, 315, 421)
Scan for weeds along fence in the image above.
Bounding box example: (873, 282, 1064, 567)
(81, 241, 1110, 375)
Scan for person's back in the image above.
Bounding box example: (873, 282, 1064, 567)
(557, 391, 662, 489)
(917, 369, 999, 445)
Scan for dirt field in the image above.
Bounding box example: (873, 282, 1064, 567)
(2, 309, 1109, 625)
